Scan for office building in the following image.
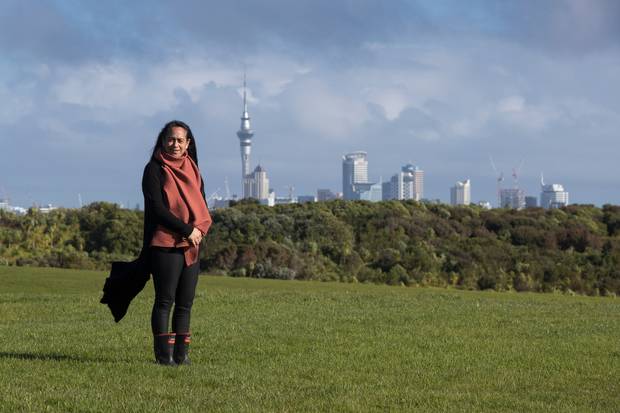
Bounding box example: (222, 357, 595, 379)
(525, 196, 538, 208)
(317, 189, 336, 202)
(450, 179, 471, 206)
(500, 188, 525, 210)
(540, 178, 569, 209)
(248, 164, 269, 200)
(359, 183, 383, 202)
(383, 164, 424, 201)
(342, 151, 369, 200)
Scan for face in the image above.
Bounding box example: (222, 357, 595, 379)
(162, 126, 190, 158)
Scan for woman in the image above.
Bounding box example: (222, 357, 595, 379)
(142, 120, 212, 366)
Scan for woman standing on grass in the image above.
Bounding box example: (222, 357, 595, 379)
(142, 120, 211, 366)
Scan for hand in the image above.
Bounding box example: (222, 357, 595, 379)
(187, 227, 203, 247)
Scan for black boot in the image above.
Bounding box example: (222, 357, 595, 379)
(173, 333, 191, 365)
(153, 333, 175, 366)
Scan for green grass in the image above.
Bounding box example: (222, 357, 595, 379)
(0, 266, 618, 412)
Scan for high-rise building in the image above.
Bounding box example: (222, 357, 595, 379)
(410, 165, 424, 201)
(342, 151, 369, 200)
(525, 196, 538, 208)
(540, 175, 568, 209)
(500, 188, 525, 209)
(450, 179, 471, 206)
(237, 74, 254, 199)
(381, 181, 392, 201)
(249, 164, 269, 200)
(317, 189, 336, 201)
(359, 183, 383, 202)
(383, 164, 424, 201)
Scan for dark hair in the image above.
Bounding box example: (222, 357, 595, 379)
(151, 120, 198, 164)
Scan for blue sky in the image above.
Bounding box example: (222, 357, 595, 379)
(1, 0, 619, 207)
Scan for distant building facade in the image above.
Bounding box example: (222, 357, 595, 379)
(342, 151, 369, 200)
(500, 188, 525, 210)
(450, 179, 471, 206)
(525, 196, 538, 208)
(540, 178, 569, 209)
(0, 199, 27, 215)
(383, 164, 424, 201)
(359, 182, 382, 202)
(242, 164, 270, 201)
(250, 165, 269, 200)
(317, 189, 337, 202)
(297, 195, 316, 204)
(211, 199, 231, 210)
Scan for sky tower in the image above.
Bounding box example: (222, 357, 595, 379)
(237, 73, 254, 198)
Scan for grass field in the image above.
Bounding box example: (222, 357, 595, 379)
(0, 266, 618, 412)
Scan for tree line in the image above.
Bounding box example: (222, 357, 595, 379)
(1, 200, 619, 296)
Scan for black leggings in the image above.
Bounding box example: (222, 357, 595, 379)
(150, 247, 200, 335)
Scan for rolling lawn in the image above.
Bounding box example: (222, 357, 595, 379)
(0, 266, 618, 412)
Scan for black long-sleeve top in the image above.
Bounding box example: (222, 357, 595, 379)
(141, 158, 206, 252)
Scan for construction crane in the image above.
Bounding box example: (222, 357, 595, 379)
(284, 185, 294, 201)
(512, 160, 525, 189)
(489, 156, 504, 208)
(224, 176, 231, 200)
(207, 188, 221, 203)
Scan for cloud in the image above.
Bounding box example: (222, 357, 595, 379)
(0, 1, 619, 207)
(496, 0, 620, 53)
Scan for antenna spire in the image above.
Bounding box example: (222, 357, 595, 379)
(243, 67, 248, 113)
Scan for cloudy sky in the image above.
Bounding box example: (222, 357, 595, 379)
(1, 0, 619, 208)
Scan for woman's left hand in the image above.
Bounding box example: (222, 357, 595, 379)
(187, 227, 203, 247)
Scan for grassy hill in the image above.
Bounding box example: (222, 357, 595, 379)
(0, 266, 618, 412)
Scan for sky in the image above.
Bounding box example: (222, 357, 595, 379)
(1, 0, 619, 208)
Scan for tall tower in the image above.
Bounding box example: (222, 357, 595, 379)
(237, 73, 254, 198)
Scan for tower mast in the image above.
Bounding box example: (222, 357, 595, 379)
(236, 70, 254, 198)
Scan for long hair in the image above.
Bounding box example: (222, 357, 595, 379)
(151, 120, 198, 164)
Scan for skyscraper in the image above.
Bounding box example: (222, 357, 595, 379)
(250, 164, 269, 200)
(500, 188, 525, 209)
(540, 175, 569, 209)
(342, 151, 369, 200)
(383, 164, 424, 201)
(237, 74, 254, 198)
(450, 179, 471, 206)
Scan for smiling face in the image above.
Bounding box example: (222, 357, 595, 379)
(162, 126, 190, 158)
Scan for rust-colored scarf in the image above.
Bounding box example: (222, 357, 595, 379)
(150, 149, 212, 266)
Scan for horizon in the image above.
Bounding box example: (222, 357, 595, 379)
(1, 1, 619, 208)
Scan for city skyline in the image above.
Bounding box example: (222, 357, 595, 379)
(1, 1, 619, 208)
